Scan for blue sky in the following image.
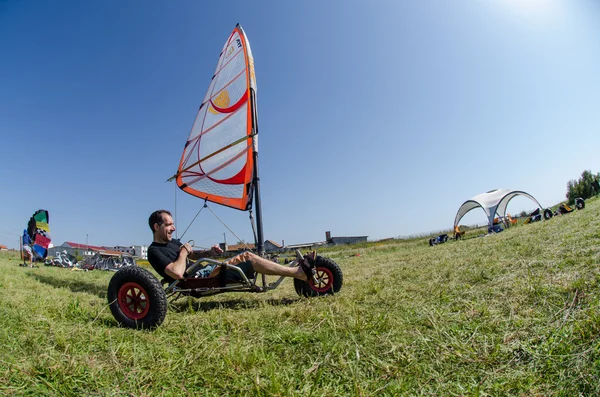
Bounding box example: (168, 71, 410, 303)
(1, 0, 599, 250)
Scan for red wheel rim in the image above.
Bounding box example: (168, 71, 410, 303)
(118, 282, 149, 320)
(309, 267, 333, 293)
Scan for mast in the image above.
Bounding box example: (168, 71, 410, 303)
(237, 23, 264, 256)
(250, 87, 264, 256)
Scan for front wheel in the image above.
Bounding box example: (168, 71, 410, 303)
(575, 198, 585, 210)
(543, 208, 553, 220)
(107, 266, 167, 329)
(294, 256, 343, 297)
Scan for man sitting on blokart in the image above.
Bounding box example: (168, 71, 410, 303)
(147, 210, 316, 285)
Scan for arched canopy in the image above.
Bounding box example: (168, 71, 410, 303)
(454, 189, 543, 228)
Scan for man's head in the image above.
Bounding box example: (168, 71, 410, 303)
(149, 210, 175, 243)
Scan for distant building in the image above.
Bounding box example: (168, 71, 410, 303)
(112, 245, 135, 255)
(0, 245, 7, 251)
(329, 236, 368, 245)
(212, 230, 368, 257)
(49, 242, 98, 257)
(219, 243, 256, 255)
(48, 242, 128, 258)
(325, 231, 368, 245)
(264, 240, 284, 253)
(132, 245, 148, 260)
(285, 242, 326, 251)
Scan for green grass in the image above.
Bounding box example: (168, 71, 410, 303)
(1, 198, 600, 396)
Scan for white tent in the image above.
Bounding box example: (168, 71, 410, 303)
(454, 189, 543, 228)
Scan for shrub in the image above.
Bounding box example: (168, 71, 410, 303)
(566, 170, 599, 204)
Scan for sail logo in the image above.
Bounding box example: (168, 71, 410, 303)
(249, 56, 256, 85)
(225, 46, 234, 58)
(236, 38, 242, 48)
(209, 90, 230, 114)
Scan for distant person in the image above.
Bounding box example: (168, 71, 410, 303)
(147, 210, 316, 284)
(453, 225, 464, 240)
(22, 229, 34, 268)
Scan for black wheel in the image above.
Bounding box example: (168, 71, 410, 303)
(294, 256, 343, 297)
(543, 208, 553, 220)
(575, 198, 585, 210)
(107, 266, 167, 329)
(429, 238, 434, 246)
(442, 235, 448, 243)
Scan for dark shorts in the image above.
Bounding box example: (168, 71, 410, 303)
(225, 260, 255, 282)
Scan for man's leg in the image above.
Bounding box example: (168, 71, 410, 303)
(23, 247, 33, 267)
(229, 252, 308, 281)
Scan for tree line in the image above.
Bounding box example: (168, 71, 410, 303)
(566, 170, 600, 204)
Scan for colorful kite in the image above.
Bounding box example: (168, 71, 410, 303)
(26, 209, 51, 259)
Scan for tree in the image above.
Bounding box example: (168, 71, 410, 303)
(73, 249, 83, 262)
(566, 170, 599, 204)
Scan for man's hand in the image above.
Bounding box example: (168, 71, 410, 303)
(180, 242, 193, 256)
(210, 244, 223, 255)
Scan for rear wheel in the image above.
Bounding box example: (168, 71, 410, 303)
(107, 266, 167, 329)
(575, 198, 585, 210)
(543, 208, 553, 220)
(294, 256, 343, 297)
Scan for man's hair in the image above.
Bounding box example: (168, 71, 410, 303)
(149, 210, 172, 233)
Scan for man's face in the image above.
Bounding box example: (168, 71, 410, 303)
(155, 213, 175, 243)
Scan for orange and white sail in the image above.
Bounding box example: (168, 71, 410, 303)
(175, 24, 258, 211)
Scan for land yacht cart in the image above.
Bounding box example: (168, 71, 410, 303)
(107, 24, 343, 329)
(107, 250, 343, 329)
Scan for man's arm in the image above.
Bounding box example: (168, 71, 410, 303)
(164, 242, 193, 280)
(188, 244, 223, 261)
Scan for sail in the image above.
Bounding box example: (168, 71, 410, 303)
(175, 24, 258, 211)
(26, 209, 51, 259)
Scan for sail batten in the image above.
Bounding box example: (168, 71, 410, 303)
(176, 25, 257, 211)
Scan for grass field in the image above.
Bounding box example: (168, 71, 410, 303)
(1, 198, 599, 396)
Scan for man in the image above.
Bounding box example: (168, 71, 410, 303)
(22, 229, 34, 268)
(147, 209, 315, 284)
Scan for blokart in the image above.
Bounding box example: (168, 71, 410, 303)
(524, 208, 543, 224)
(488, 224, 504, 233)
(553, 198, 585, 216)
(107, 250, 343, 329)
(523, 198, 585, 223)
(45, 251, 76, 268)
(108, 26, 345, 329)
(429, 234, 449, 246)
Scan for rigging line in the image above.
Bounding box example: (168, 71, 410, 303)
(205, 203, 253, 252)
(193, 232, 225, 242)
(179, 199, 207, 241)
(174, 181, 178, 239)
